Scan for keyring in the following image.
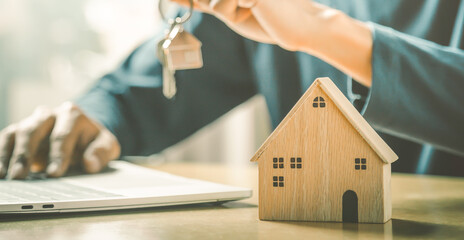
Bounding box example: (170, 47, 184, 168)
(158, 0, 194, 25)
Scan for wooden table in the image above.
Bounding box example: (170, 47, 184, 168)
(1, 162, 464, 240)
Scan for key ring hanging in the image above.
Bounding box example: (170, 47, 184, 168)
(158, 0, 194, 25)
(156, 0, 203, 100)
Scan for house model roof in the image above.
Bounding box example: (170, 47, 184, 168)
(250, 77, 398, 164)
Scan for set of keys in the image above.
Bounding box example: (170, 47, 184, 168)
(157, 0, 203, 99)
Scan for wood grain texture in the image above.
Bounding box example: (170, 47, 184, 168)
(383, 163, 392, 222)
(251, 78, 398, 164)
(317, 78, 397, 164)
(255, 79, 393, 223)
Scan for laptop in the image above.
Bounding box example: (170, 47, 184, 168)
(0, 161, 252, 214)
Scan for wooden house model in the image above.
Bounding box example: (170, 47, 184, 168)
(163, 31, 203, 71)
(250, 77, 398, 223)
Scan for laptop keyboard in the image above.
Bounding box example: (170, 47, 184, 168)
(0, 180, 122, 203)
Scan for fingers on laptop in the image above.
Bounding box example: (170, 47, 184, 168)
(0, 102, 120, 179)
(7, 106, 56, 179)
(46, 103, 85, 177)
(82, 129, 120, 174)
(46, 102, 120, 177)
(0, 124, 17, 178)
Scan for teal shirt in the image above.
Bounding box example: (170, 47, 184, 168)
(77, 1, 464, 176)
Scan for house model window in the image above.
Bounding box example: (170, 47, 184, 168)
(273, 176, 284, 187)
(313, 96, 326, 108)
(355, 158, 367, 170)
(290, 158, 302, 169)
(273, 157, 284, 169)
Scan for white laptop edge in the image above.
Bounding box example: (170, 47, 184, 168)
(0, 161, 253, 214)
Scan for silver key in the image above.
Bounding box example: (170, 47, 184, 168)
(156, 0, 203, 99)
(157, 39, 176, 99)
(157, 23, 182, 99)
(162, 58, 177, 99)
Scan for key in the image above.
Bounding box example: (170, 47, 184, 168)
(162, 58, 177, 99)
(163, 55, 177, 99)
(156, 0, 204, 99)
(157, 22, 182, 99)
(157, 40, 177, 99)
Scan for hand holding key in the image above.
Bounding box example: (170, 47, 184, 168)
(0, 102, 121, 179)
(170, 0, 345, 51)
(170, 0, 275, 45)
(170, 0, 374, 86)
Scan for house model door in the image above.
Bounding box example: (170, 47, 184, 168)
(342, 190, 358, 222)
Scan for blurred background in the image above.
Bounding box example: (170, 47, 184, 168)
(0, 0, 271, 165)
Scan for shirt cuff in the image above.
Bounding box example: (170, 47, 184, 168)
(360, 22, 399, 132)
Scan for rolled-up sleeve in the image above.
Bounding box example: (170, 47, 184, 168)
(75, 12, 257, 156)
(362, 23, 464, 156)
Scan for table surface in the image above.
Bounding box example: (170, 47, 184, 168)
(1, 162, 464, 240)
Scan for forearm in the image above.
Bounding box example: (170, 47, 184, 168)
(251, 2, 373, 87)
(307, 7, 373, 87)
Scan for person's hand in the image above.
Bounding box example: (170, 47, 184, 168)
(171, 0, 275, 44)
(170, 0, 373, 86)
(171, 0, 339, 51)
(0, 102, 121, 179)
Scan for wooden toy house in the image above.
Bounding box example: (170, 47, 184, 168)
(163, 31, 203, 71)
(250, 77, 398, 223)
